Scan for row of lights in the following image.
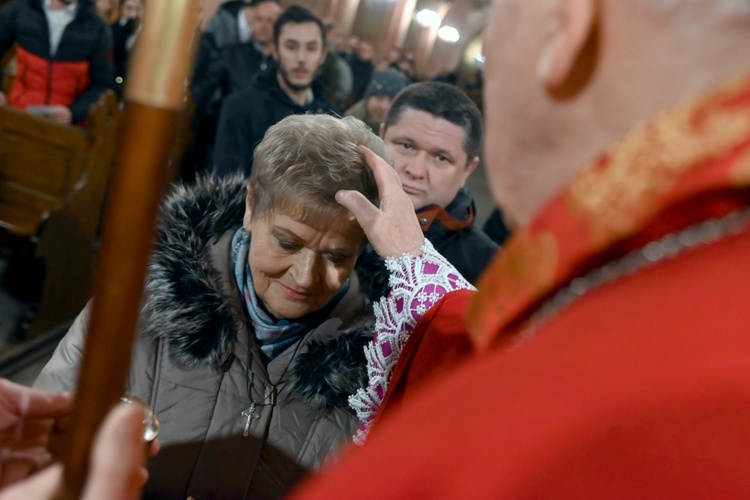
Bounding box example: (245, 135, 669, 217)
(415, 8, 460, 43)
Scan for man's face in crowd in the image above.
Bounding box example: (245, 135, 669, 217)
(365, 94, 392, 124)
(247, 2, 282, 46)
(276, 22, 325, 92)
(120, 0, 142, 20)
(382, 108, 478, 210)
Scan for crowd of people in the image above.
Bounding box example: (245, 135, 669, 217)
(4, 0, 750, 498)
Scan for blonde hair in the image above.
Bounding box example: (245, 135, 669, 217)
(249, 114, 388, 222)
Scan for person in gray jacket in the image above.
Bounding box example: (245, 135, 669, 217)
(34, 114, 390, 499)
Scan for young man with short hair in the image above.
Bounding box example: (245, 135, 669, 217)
(213, 5, 331, 177)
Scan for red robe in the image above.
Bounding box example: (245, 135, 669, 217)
(293, 75, 750, 497)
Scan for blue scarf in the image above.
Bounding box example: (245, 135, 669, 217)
(231, 227, 349, 360)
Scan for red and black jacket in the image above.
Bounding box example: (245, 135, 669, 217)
(0, 0, 113, 123)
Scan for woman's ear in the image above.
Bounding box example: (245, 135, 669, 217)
(243, 187, 253, 231)
(537, 0, 598, 98)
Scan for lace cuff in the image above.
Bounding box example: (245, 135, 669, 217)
(348, 239, 475, 444)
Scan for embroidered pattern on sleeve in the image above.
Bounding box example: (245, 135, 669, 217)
(348, 239, 475, 444)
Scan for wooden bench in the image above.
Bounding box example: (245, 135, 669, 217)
(0, 91, 121, 337)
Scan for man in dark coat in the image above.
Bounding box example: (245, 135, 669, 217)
(190, 0, 281, 115)
(213, 5, 331, 178)
(380, 82, 498, 284)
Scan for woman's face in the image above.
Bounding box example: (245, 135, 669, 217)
(244, 202, 366, 320)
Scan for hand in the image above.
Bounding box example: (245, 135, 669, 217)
(0, 402, 154, 500)
(0, 91, 6, 106)
(42, 106, 72, 125)
(336, 146, 425, 259)
(0, 379, 70, 489)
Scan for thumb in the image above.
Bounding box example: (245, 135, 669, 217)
(82, 404, 149, 500)
(335, 189, 380, 230)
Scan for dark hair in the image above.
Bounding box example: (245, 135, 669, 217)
(384, 82, 483, 162)
(273, 5, 326, 48)
(248, 0, 279, 7)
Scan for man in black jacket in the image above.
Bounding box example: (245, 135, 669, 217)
(213, 5, 331, 178)
(380, 82, 498, 284)
(191, 0, 281, 116)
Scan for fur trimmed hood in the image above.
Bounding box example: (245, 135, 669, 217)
(139, 174, 388, 410)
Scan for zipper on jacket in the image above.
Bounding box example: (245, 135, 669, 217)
(45, 59, 52, 105)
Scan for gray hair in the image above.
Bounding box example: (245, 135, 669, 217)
(249, 114, 388, 222)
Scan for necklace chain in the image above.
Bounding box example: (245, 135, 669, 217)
(241, 329, 312, 436)
(518, 207, 750, 342)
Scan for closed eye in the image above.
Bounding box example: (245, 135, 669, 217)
(277, 239, 299, 251)
(325, 252, 351, 265)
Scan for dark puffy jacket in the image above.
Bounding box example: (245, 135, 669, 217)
(213, 67, 333, 178)
(0, 0, 113, 123)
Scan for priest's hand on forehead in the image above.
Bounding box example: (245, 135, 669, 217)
(335, 146, 425, 259)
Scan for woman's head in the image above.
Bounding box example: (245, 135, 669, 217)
(248, 114, 385, 223)
(244, 114, 389, 320)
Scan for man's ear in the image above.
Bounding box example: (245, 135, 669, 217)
(537, 0, 598, 98)
(243, 187, 253, 231)
(462, 156, 480, 183)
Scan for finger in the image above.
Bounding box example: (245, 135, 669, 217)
(0, 451, 50, 489)
(82, 404, 149, 500)
(335, 190, 380, 230)
(0, 464, 62, 500)
(147, 438, 160, 458)
(359, 145, 402, 197)
(0, 379, 71, 420)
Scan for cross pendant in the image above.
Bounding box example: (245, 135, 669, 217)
(241, 403, 260, 437)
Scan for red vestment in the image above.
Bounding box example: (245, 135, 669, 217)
(294, 75, 750, 497)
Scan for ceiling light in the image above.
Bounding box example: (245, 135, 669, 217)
(415, 9, 441, 29)
(438, 26, 460, 43)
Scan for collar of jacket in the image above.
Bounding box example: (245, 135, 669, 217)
(469, 73, 750, 351)
(416, 188, 475, 234)
(254, 66, 330, 111)
(138, 174, 386, 409)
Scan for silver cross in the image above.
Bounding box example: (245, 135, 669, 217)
(241, 403, 260, 437)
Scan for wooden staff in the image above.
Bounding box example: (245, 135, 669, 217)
(58, 1, 199, 498)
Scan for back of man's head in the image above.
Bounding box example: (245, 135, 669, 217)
(273, 5, 326, 48)
(385, 82, 482, 161)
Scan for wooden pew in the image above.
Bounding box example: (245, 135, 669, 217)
(0, 91, 121, 338)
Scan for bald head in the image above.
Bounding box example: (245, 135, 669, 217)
(482, 0, 750, 227)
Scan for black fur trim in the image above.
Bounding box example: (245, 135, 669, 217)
(356, 247, 390, 302)
(140, 173, 248, 368)
(290, 325, 373, 411)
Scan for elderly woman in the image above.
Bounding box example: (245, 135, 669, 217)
(34, 114, 390, 498)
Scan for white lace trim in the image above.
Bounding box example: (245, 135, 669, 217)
(348, 239, 475, 444)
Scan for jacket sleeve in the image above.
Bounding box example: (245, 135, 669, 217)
(68, 22, 114, 123)
(190, 46, 228, 115)
(348, 240, 476, 443)
(213, 94, 253, 177)
(33, 303, 92, 393)
(0, 1, 19, 61)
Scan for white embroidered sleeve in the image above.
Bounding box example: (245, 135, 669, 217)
(348, 239, 475, 444)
